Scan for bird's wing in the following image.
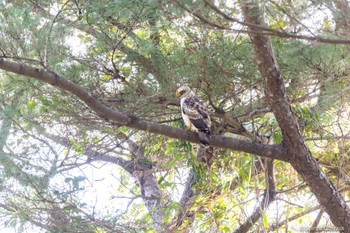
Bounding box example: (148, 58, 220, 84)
(183, 96, 210, 131)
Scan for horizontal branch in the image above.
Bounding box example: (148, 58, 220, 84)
(0, 58, 288, 161)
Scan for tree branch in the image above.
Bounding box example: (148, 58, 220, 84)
(270, 187, 350, 230)
(201, 0, 350, 45)
(167, 145, 215, 231)
(29, 1, 164, 82)
(310, 209, 325, 233)
(0, 203, 51, 231)
(234, 159, 276, 233)
(43, 128, 164, 231)
(0, 58, 287, 161)
(269, 205, 322, 231)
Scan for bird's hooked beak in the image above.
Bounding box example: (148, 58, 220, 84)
(176, 90, 181, 98)
(176, 86, 190, 98)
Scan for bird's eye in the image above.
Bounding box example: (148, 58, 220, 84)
(180, 90, 185, 95)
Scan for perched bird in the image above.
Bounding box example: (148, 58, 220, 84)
(176, 86, 211, 147)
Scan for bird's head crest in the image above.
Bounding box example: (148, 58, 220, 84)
(176, 85, 191, 98)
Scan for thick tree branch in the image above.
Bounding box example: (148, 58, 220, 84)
(240, 0, 350, 230)
(0, 58, 287, 161)
(44, 129, 164, 231)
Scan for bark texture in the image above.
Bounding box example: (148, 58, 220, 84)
(239, 0, 350, 230)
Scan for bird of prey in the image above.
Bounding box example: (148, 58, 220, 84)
(176, 86, 211, 147)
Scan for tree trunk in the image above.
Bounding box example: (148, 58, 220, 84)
(239, 0, 350, 230)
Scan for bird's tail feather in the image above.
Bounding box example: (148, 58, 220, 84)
(198, 130, 210, 147)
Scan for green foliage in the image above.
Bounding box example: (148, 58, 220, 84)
(262, 211, 269, 230)
(0, 0, 350, 232)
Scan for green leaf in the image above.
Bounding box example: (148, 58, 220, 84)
(103, 74, 111, 82)
(122, 67, 131, 77)
(219, 225, 230, 232)
(238, 167, 248, 182)
(26, 100, 37, 111)
(92, 136, 99, 143)
(278, 21, 285, 29)
(262, 211, 269, 230)
(272, 130, 282, 144)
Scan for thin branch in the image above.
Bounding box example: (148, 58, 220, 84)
(29, 1, 161, 78)
(310, 209, 325, 233)
(40, 130, 135, 174)
(305, 135, 350, 141)
(275, 198, 304, 208)
(234, 159, 276, 233)
(267, 0, 316, 37)
(167, 148, 208, 231)
(202, 0, 350, 45)
(0, 204, 51, 231)
(269, 205, 322, 231)
(271, 186, 350, 231)
(211, 112, 254, 139)
(236, 107, 271, 122)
